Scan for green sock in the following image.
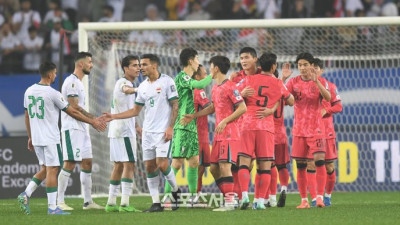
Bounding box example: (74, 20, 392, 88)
(164, 167, 178, 193)
(187, 167, 198, 194)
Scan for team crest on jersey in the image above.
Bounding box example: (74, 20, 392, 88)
(325, 81, 329, 89)
(72, 83, 75, 88)
(200, 91, 206, 99)
(170, 85, 176, 92)
(183, 75, 191, 81)
(233, 89, 242, 100)
(61, 97, 65, 102)
(156, 87, 162, 93)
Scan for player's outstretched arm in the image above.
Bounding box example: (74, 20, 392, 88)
(241, 86, 255, 98)
(309, 67, 331, 101)
(190, 74, 212, 89)
(67, 96, 96, 119)
(215, 102, 246, 134)
(65, 106, 107, 132)
(102, 104, 143, 122)
(281, 62, 293, 83)
(165, 98, 179, 141)
(180, 103, 215, 126)
(285, 94, 295, 106)
(322, 101, 343, 117)
(24, 110, 34, 151)
(122, 85, 138, 94)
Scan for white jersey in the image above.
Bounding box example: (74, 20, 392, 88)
(135, 74, 178, 133)
(24, 84, 68, 146)
(61, 74, 87, 132)
(108, 77, 136, 138)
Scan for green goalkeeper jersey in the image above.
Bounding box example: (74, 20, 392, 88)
(173, 70, 212, 132)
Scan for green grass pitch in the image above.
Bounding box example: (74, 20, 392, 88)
(3, 192, 399, 225)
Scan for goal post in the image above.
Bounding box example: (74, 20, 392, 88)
(79, 17, 400, 195)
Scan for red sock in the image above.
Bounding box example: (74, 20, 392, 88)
(264, 189, 270, 200)
(220, 177, 234, 203)
(270, 166, 277, 195)
(197, 173, 203, 193)
(232, 170, 242, 199)
(278, 168, 289, 187)
(238, 167, 250, 193)
(307, 170, 317, 200)
(258, 172, 271, 200)
(297, 168, 308, 198)
(326, 170, 336, 194)
(316, 165, 327, 196)
(254, 172, 260, 199)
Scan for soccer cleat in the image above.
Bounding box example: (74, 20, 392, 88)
(277, 190, 287, 207)
(311, 200, 316, 207)
(252, 202, 258, 210)
(212, 205, 235, 212)
(17, 192, 30, 215)
(316, 197, 325, 208)
(105, 204, 119, 212)
(269, 198, 277, 207)
(171, 188, 181, 211)
(240, 196, 250, 210)
(57, 202, 74, 211)
(48, 207, 71, 215)
(256, 202, 266, 210)
(119, 205, 141, 212)
(324, 196, 331, 206)
(265, 201, 271, 208)
(143, 203, 164, 213)
(83, 202, 105, 210)
(296, 200, 310, 209)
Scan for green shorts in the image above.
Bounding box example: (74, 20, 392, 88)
(172, 129, 199, 158)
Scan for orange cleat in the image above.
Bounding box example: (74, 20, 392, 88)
(316, 197, 325, 208)
(296, 200, 310, 209)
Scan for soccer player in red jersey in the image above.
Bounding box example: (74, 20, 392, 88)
(237, 53, 294, 210)
(182, 56, 247, 211)
(192, 65, 212, 202)
(283, 52, 331, 208)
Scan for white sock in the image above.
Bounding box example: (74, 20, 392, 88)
(264, 198, 269, 204)
(269, 195, 276, 201)
(107, 184, 119, 205)
(147, 176, 160, 203)
(47, 191, 57, 210)
(312, 197, 317, 202)
(257, 198, 264, 205)
(317, 195, 323, 200)
(281, 185, 287, 192)
(242, 191, 248, 199)
(121, 179, 133, 206)
(25, 179, 40, 197)
(57, 169, 71, 204)
(80, 170, 93, 204)
(163, 167, 178, 192)
(325, 193, 331, 198)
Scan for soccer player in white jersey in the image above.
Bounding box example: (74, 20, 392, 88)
(103, 54, 181, 213)
(18, 61, 106, 215)
(57, 52, 106, 210)
(105, 55, 142, 213)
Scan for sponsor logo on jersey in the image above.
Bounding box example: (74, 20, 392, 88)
(170, 85, 176, 92)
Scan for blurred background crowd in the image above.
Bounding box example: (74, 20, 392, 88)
(0, 0, 399, 75)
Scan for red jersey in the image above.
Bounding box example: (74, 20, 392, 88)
(322, 81, 342, 139)
(194, 89, 211, 143)
(285, 76, 329, 137)
(241, 74, 290, 133)
(212, 79, 244, 141)
(231, 68, 262, 84)
(273, 98, 287, 145)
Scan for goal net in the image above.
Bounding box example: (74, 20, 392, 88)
(79, 17, 400, 195)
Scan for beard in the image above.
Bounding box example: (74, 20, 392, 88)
(83, 68, 91, 75)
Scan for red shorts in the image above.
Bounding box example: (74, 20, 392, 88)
(325, 138, 337, 162)
(211, 140, 239, 164)
(239, 130, 274, 161)
(291, 136, 325, 160)
(274, 142, 290, 165)
(199, 141, 211, 167)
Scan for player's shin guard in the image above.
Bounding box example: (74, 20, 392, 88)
(231, 164, 241, 200)
(164, 167, 178, 193)
(121, 178, 133, 206)
(257, 170, 271, 205)
(46, 187, 58, 210)
(162, 166, 178, 192)
(147, 171, 161, 203)
(80, 170, 93, 204)
(197, 168, 203, 193)
(187, 167, 198, 195)
(238, 165, 250, 198)
(270, 166, 278, 195)
(277, 165, 289, 189)
(220, 177, 234, 204)
(307, 170, 317, 200)
(25, 177, 42, 197)
(107, 180, 121, 205)
(57, 168, 71, 203)
(326, 169, 336, 194)
(315, 160, 327, 197)
(296, 163, 308, 199)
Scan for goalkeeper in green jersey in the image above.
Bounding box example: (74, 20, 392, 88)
(164, 48, 212, 199)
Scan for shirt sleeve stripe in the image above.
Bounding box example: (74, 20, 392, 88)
(233, 100, 244, 106)
(135, 101, 145, 106)
(168, 96, 178, 101)
(67, 94, 78, 97)
(62, 104, 70, 111)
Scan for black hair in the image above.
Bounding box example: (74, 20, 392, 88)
(39, 61, 57, 78)
(28, 25, 37, 33)
(180, 47, 198, 67)
(209, 56, 230, 74)
(258, 52, 277, 72)
(74, 52, 92, 63)
(273, 69, 279, 78)
(141, 54, 160, 65)
(295, 52, 313, 64)
(239, 47, 257, 58)
(312, 57, 324, 69)
(121, 55, 139, 73)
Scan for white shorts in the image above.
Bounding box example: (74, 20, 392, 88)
(34, 144, 63, 167)
(110, 137, 137, 162)
(142, 131, 172, 161)
(61, 129, 92, 161)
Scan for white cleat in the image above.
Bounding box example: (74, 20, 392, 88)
(57, 202, 74, 211)
(212, 205, 235, 212)
(83, 202, 105, 210)
(269, 198, 277, 207)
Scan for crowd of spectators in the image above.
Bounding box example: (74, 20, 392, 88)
(0, 0, 399, 74)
